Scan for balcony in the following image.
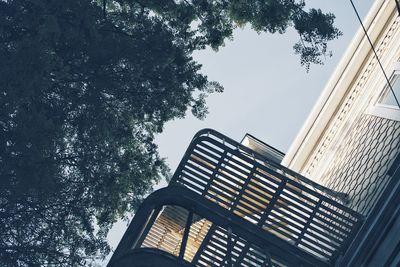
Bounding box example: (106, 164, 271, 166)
(108, 129, 363, 267)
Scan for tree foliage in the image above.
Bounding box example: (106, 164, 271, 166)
(0, 0, 340, 265)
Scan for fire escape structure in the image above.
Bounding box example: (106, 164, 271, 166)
(108, 129, 364, 267)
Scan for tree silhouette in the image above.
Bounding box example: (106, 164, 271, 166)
(0, 0, 340, 265)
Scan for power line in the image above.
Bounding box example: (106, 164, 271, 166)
(349, 0, 400, 109)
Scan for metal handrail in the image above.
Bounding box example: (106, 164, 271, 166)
(109, 129, 364, 267)
(169, 129, 364, 262)
(108, 187, 331, 267)
(191, 128, 349, 202)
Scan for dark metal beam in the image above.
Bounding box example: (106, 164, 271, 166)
(108, 186, 332, 267)
(179, 211, 193, 259)
(133, 206, 162, 249)
(340, 166, 400, 266)
(187, 128, 350, 201)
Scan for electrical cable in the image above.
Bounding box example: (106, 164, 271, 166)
(349, 0, 400, 109)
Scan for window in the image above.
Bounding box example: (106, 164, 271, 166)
(366, 62, 400, 121)
(376, 73, 400, 109)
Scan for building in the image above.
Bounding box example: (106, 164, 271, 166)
(108, 1, 400, 266)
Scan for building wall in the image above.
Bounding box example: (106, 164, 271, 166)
(283, 1, 400, 216)
(318, 114, 400, 214)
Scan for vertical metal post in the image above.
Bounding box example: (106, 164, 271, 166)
(258, 179, 287, 226)
(224, 227, 233, 267)
(233, 244, 249, 267)
(179, 211, 194, 259)
(230, 164, 257, 211)
(203, 150, 228, 197)
(262, 247, 272, 267)
(132, 206, 162, 249)
(191, 224, 216, 264)
(295, 199, 322, 246)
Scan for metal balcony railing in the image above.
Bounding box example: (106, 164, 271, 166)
(109, 129, 364, 267)
(170, 129, 362, 261)
(109, 187, 336, 266)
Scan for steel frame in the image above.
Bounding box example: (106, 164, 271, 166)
(108, 129, 364, 267)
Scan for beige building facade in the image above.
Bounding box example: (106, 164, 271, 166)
(283, 0, 400, 215)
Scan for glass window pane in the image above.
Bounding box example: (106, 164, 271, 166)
(378, 75, 400, 108)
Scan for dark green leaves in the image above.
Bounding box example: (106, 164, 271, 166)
(0, 0, 340, 265)
(293, 8, 342, 70)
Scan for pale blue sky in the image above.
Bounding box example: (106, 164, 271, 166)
(155, 0, 374, 172)
(106, 0, 375, 264)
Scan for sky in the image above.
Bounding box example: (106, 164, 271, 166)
(106, 0, 375, 264)
(155, 0, 375, 173)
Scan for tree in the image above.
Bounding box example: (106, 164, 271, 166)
(0, 0, 341, 265)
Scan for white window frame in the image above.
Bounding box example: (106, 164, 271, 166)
(366, 62, 400, 122)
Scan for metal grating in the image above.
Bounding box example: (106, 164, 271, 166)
(170, 129, 363, 263)
(321, 114, 400, 215)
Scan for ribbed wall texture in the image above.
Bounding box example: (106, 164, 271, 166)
(321, 114, 400, 215)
